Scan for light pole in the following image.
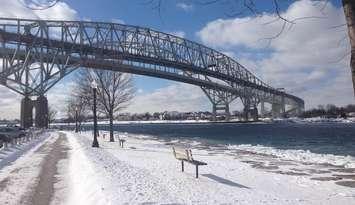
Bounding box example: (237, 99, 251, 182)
(75, 106, 78, 133)
(91, 80, 99, 148)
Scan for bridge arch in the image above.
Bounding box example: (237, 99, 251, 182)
(0, 18, 304, 127)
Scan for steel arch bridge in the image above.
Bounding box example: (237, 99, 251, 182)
(0, 18, 304, 127)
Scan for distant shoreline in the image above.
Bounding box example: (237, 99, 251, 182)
(51, 117, 355, 127)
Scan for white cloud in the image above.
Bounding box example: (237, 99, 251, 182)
(176, 2, 193, 12)
(0, 0, 78, 119)
(168, 30, 186, 38)
(197, 0, 354, 109)
(0, 0, 77, 20)
(111, 18, 125, 24)
(47, 81, 76, 118)
(126, 83, 210, 113)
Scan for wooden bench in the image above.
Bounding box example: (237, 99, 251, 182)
(172, 146, 207, 178)
(119, 139, 126, 148)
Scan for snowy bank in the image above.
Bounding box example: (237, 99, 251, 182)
(59, 131, 355, 204)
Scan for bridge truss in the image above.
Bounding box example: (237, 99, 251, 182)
(0, 18, 304, 127)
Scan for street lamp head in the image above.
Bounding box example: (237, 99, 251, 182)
(91, 80, 98, 89)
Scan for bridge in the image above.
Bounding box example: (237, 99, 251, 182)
(0, 18, 304, 128)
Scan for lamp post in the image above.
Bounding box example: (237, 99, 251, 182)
(91, 80, 99, 148)
(75, 106, 78, 133)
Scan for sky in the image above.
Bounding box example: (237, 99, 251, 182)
(0, 0, 354, 119)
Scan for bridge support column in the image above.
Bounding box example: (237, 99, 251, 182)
(35, 95, 48, 128)
(260, 101, 265, 118)
(212, 103, 230, 121)
(281, 95, 286, 114)
(242, 97, 259, 121)
(243, 102, 250, 121)
(202, 88, 234, 121)
(272, 103, 285, 118)
(21, 96, 33, 128)
(251, 106, 258, 121)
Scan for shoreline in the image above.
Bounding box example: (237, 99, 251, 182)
(51, 117, 355, 127)
(0, 130, 354, 204)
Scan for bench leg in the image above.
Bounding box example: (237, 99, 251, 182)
(196, 165, 198, 178)
(181, 160, 184, 172)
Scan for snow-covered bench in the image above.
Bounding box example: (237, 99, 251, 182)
(172, 146, 207, 178)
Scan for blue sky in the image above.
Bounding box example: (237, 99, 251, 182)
(59, 0, 346, 92)
(0, 0, 353, 119)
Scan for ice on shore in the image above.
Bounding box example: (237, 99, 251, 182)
(228, 144, 355, 168)
(59, 131, 355, 205)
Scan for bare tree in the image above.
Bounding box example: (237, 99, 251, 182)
(66, 96, 88, 131)
(343, 0, 355, 95)
(48, 105, 57, 128)
(95, 70, 135, 142)
(72, 69, 135, 142)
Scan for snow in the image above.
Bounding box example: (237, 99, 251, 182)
(0, 131, 55, 205)
(52, 116, 355, 127)
(57, 131, 355, 205)
(62, 132, 109, 205)
(52, 119, 211, 126)
(1, 130, 354, 204)
(259, 117, 355, 123)
(0, 130, 50, 170)
(228, 144, 355, 168)
(293, 117, 355, 123)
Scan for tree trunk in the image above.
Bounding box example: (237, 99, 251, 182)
(109, 111, 114, 142)
(343, 0, 355, 95)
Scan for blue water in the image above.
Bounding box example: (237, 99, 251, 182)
(62, 122, 355, 157)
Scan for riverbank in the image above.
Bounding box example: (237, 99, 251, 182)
(1, 130, 354, 204)
(60, 131, 355, 204)
(51, 116, 355, 127)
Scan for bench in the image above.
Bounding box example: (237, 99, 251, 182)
(172, 146, 207, 178)
(119, 139, 126, 148)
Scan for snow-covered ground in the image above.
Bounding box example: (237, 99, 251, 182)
(0, 131, 50, 170)
(58, 131, 355, 204)
(260, 117, 355, 123)
(0, 131, 54, 204)
(1, 130, 354, 204)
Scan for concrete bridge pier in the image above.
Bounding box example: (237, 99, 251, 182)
(20, 95, 49, 129)
(260, 101, 266, 118)
(35, 95, 48, 128)
(242, 97, 259, 121)
(243, 104, 258, 121)
(251, 106, 258, 121)
(271, 103, 285, 118)
(201, 88, 234, 121)
(20, 96, 34, 128)
(212, 103, 230, 121)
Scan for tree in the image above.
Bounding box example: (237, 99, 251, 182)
(95, 70, 135, 142)
(73, 69, 135, 142)
(343, 0, 355, 95)
(66, 95, 87, 131)
(48, 106, 57, 128)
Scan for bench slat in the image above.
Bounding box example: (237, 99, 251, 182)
(172, 146, 207, 178)
(172, 147, 206, 165)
